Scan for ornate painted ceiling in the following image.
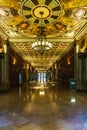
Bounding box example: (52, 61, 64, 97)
(0, 0, 87, 71)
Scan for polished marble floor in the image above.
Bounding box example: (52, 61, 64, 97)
(0, 82, 87, 130)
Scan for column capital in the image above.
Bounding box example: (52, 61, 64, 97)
(3, 39, 9, 46)
(74, 39, 80, 46)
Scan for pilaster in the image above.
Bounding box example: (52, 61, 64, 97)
(0, 40, 10, 91)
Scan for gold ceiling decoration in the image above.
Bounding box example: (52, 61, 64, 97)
(0, 0, 86, 71)
(21, 0, 64, 24)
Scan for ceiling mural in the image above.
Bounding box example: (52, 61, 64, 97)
(0, 0, 87, 71)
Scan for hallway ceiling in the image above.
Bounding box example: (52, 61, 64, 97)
(0, 0, 87, 71)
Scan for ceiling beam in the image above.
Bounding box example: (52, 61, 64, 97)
(9, 37, 74, 43)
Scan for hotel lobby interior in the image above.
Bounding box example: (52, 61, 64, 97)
(0, 0, 87, 129)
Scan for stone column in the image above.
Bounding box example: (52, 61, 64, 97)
(74, 41, 80, 83)
(74, 40, 81, 90)
(52, 65, 55, 81)
(55, 63, 58, 81)
(0, 40, 10, 91)
(25, 63, 29, 82)
(74, 39, 87, 90)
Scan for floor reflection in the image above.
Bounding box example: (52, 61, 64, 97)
(0, 82, 87, 130)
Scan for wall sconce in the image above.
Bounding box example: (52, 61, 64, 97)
(23, 63, 27, 69)
(67, 58, 71, 65)
(0, 45, 3, 53)
(58, 65, 61, 69)
(13, 57, 16, 65)
(55, 63, 57, 69)
(0, 41, 3, 53)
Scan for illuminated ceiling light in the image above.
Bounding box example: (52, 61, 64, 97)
(74, 8, 86, 19)
(32, 39, 52, 54)
(0, 8, 10, 19)
(32, 11, 52, 54)
(39, 67, 45, 71)
(66, 31, 75, 37)
(7, 30, 19, 37)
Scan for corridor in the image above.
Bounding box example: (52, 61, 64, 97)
(0, 82, 87, 130)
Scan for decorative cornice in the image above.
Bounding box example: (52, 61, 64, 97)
(10, 43, 27, 61)
(0, 27, 8, 40)
(74, 22, 87, 41)
(9, 36, 74, 43)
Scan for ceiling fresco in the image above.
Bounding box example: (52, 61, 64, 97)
(0, 0, 87, 71)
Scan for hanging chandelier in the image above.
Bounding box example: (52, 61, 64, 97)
(32, 11, 52, 54)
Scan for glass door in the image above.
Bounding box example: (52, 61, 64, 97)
(38, 72, 46, 83)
